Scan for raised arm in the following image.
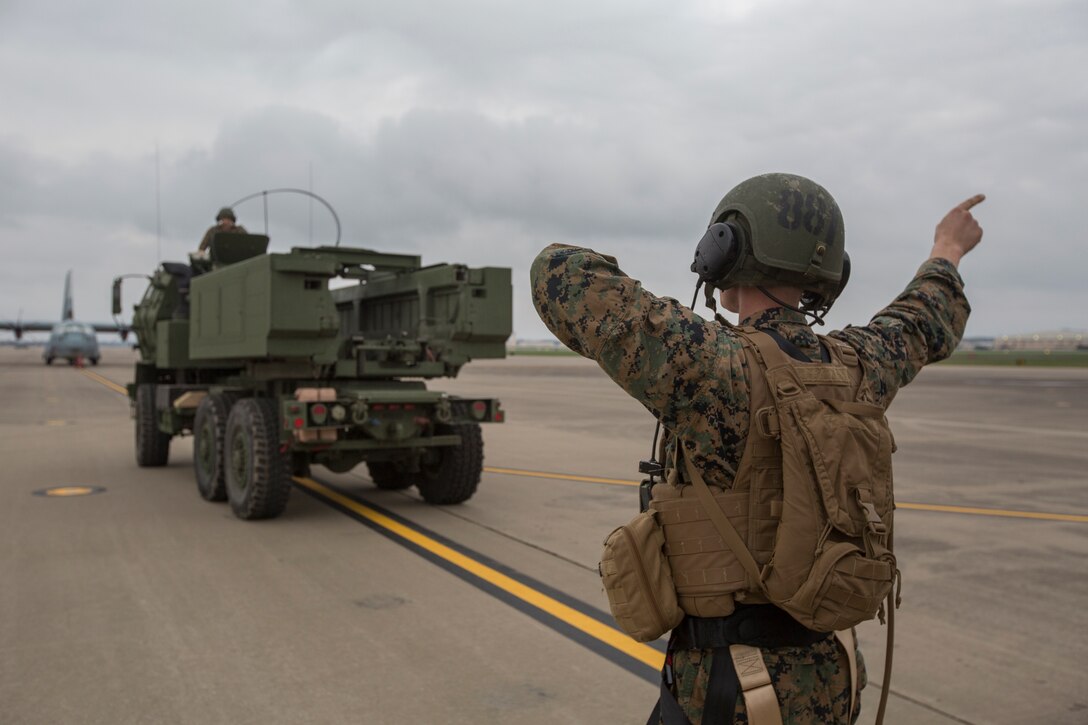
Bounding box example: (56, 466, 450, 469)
(832, 195, 984, 402)
(530, 244, 747, 448)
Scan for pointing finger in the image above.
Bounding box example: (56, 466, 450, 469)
(957, 193, 986, 211)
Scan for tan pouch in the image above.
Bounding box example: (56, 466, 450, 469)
(780, 538, 896, 631)
(599, 510, 684, 642)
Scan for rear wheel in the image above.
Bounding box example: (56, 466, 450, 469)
(367, 461, 413, 490)
(416, 423, 483, 505)
(90, 357, 100, 366)
(135, 384, 170, 467)
(193, 393, 237, 502)
(44, 356, 54, 365)
(225, 398, 292, 520)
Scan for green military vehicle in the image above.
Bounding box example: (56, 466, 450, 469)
(115, 233, 512, 520)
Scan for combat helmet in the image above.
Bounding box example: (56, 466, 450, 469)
(691, 173, 849, 317)
(216, 207, 237, 222)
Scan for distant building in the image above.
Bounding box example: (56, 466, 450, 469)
(992, 330, 1087, 352)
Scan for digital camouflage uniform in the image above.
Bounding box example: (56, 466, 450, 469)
(530, 244, 970, 724)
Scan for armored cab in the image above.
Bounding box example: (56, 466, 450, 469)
(118, 233, 512, 520)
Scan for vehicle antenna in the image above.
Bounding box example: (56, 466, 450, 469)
(155, 142, 162, 263)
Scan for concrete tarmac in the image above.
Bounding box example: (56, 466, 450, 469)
(1, 347, 1085, 724)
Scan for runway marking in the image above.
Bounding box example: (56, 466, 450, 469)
(484, 466, 637, 487)
(484, 467, 1088, 524)
(80, 369, 128, 396)
(293, 476, 665, 678)
(894, 502, 1088, 523)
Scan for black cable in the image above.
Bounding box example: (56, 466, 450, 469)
(757, 285, 826, 326)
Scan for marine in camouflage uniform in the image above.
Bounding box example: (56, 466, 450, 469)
(530, 180, 984, 724)
(198, 207, 248, 252)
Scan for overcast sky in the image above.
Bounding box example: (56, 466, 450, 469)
(1, 0, 1085, 341)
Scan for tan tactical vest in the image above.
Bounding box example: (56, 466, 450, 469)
(649, 327, 898, 631)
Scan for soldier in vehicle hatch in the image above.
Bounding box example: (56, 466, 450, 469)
(531, 174, 985, 724)
(197, 207, 248, 253)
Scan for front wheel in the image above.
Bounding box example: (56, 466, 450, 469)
(224, 398, 292, 520)
(193, 393, 236, 502)
(416, 422, 483, 505)
(135, 384, 170, 467)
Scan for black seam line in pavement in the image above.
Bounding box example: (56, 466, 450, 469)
(293, 476, 664, 683)
(311, 476, 614, 622)
(433, 504, 599, 574)
(868, 683, 978, 725)
(347, 472, 599, 576)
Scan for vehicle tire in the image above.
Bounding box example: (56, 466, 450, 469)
(224, 398, 292, 520)
(367, 461, 413, 490)
(90, 357, 100, 366)
(44, 356, 54, 365)
(135, 384, 170, 467)
(416, 422, 483, 505)
(193, 393, 237, 502)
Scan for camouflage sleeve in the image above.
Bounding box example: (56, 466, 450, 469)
(530, 244, 749, 465)
(831, 258, 970, 404)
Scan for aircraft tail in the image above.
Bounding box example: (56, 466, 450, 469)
(62, 270, 74, 321)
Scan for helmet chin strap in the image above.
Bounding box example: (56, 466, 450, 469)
(756, 286, 826, 326)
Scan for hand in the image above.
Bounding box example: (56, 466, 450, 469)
(930, 194, 985, 267)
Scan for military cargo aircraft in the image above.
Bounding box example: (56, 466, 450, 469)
(0, 271, 129, 365)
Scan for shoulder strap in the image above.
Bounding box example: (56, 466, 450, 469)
(735, 326, 793, 373)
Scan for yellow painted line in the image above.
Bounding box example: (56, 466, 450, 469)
(293, 476, 663, 670)
(484, 466, 638, 487)
(80, 369, 128, 396)
(897, 502, 1088, 523)
(484, 466, 1088, 524)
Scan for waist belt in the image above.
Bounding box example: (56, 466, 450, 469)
(674, 604, 830, 651)
(650, 605, 830, 725)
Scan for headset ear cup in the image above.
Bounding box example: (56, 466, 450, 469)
(690, 222, 742, 284)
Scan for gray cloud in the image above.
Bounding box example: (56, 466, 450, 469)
(0, 0, 1085, 339)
